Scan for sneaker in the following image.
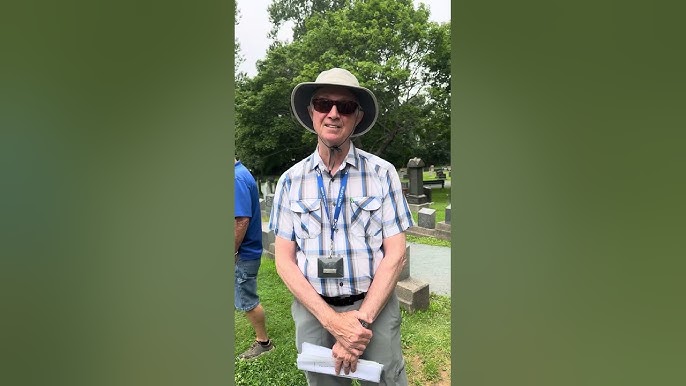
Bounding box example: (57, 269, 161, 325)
(238, 340, 274, 360)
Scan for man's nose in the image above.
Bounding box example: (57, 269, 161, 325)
(327, 104, 340, 118)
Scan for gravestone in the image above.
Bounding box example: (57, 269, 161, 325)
(265, 193, 275, 213)
(436, 169, 446, 179)
(395, 243, 430, 312)
(422, 186, 433, 203)
(261, 181, 273, 198)
(399, 245, 411, 281)
(396, 278, 430, 312)
(436, 204, 451, 234)
(418, 208, 436, 229)
(261, 223, 276, 259)
(406, 158, 429, 211)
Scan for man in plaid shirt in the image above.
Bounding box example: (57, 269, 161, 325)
(269, 68, 413, 386)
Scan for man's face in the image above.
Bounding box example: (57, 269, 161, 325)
(308, 86, 364, 147)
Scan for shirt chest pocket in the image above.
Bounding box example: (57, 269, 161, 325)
(290, 199, 323, 239)
(349, 196, 383, 237)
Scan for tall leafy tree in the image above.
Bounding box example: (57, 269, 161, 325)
(416, 21, 451, 166)
(267, 0, 348, 40)
(235, 3, 245, 81)
(236, 0, 451, 176)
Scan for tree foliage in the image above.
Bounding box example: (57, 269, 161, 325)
(236, 0, 451, 177)
(268, 0, 348, 40)
(234, 3, 245, 79)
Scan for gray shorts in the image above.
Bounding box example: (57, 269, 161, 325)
(234, 258, 261, 312)
(292, 293, 407, 386)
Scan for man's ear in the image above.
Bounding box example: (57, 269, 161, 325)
(355, 110, 364, 126)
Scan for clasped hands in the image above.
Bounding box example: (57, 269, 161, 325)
(327, 310, 372, 376)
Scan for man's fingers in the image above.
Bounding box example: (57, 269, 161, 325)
(351, 359, 358, 373)
(335, 358, 343, 375)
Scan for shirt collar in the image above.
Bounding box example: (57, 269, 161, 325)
(309, 143, 360, 173)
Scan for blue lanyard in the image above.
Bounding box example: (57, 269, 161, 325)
(316, 167, 349, 243)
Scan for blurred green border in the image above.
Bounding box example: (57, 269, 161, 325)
(453, 1, 686, 385)
(3, 0, 685, 385)
(2, 1, 236, 385)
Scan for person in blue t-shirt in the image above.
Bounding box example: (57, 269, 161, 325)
(234, 159, 274, 359)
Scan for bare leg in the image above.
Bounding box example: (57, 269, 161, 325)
(245, 303, 268, 342)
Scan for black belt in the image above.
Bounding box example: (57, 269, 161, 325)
(321, 292, 366, 306)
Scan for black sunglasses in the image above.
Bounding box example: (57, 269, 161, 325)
(311, 98, 360, 115)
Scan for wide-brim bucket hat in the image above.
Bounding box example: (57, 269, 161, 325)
(291, 68, 379, 137)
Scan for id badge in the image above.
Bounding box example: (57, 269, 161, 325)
(317, 255, 343, 278)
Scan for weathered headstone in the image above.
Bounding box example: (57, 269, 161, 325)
(261, 223, 276, 259)
(418, 208, 436, 229)
(445, 204, 451, 224)
(261, 180, 274, 198)
(399, 245, 411, 281)
(396, 278, 430, 312)
(265, 193, 275, 212)
(406, 158, 429, 205)
(395, 244, 429, 312)
(423, 186, 433, 203)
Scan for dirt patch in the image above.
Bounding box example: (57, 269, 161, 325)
(406, 353, 451, 386)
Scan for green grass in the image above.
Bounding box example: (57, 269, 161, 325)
(423, 187, 450, 224)
(408, 187, 450, 226)
(400, 170, 452, 226)
(235, 257, 451, 385)
(400, 170, 452, 183)
(401, 295, 452, 385)
(406, 234, 451, 248)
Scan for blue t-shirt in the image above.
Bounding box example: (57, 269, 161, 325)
(234, 161, 263, 260)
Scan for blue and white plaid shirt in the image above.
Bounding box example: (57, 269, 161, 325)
(269, 144, 413, 297)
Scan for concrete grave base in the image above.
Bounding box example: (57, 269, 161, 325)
(406, 194, 430, 205)
(408, 202, 432, 213)
(405, 225, 451, 241)
(396, 277, 430, 312)
(418, 208, 437, 229)
(399, 245, 411, 281)
(436, 221, 451, 232)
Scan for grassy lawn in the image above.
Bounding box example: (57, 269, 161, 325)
(411, 187, 450, 224)
(234, 257, 451, 386)
(406, 234, 451, 248)
(401, 170, 451, 226)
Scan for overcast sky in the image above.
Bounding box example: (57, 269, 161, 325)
(235, 0, 451, 77)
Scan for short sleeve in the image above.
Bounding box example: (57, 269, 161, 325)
(234, 175, 252, 218)
(381, 167, 414, 238)
(269, 172, 296, 241)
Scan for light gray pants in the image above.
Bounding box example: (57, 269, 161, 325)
(292, 293, 407, 386)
